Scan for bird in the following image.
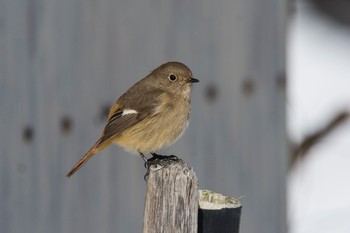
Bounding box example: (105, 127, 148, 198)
(66, 61, 199, 177)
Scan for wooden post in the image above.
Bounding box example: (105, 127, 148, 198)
(143, 159, 199, 233)
(198, 190, 242, 233)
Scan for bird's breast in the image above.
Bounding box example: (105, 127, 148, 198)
(114, 97, 191, 153)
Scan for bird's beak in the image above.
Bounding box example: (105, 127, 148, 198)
(188, 77, 199, 83)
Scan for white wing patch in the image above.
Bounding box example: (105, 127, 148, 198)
(122, 109, 138, 116)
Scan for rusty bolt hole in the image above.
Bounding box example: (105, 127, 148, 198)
(100, 104, 111, 121)
(242, 78, 255, 96)
(61, 116, 73, 134)
(276, 72, 286, 90)
(23, 126, 34, 142)
(205, 84, 219, 103)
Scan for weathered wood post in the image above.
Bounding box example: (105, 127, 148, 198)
(143, 159, 199, 233)
(143, 159, 242, 233)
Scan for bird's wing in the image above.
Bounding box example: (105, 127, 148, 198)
(99, 89, 167, 146)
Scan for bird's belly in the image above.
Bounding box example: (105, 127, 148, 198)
(113, 111, 189, 154)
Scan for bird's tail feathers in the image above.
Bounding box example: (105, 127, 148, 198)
(66, 139, 102, 177)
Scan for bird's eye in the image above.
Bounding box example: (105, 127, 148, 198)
(168, 74, 177, 82)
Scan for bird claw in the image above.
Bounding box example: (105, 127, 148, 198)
(143, 154, 179, 181)
(149, 153, 178, 162)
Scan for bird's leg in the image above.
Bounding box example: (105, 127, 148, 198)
(140, 152, 152, 181)
(139, 152, 148, 163)
(139, 152, 149, 169)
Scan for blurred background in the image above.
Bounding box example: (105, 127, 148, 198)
(288, 0, 350, 233)
(0, 0, 349, 232)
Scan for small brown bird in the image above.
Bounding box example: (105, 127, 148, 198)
(66, 62, 199, 177)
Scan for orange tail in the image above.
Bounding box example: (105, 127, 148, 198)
(66, 139, 102, 177)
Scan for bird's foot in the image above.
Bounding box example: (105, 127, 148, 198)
(144, 153, 178, 168)
(148, 153, 178, 162)
(143, 153, 178, 181)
